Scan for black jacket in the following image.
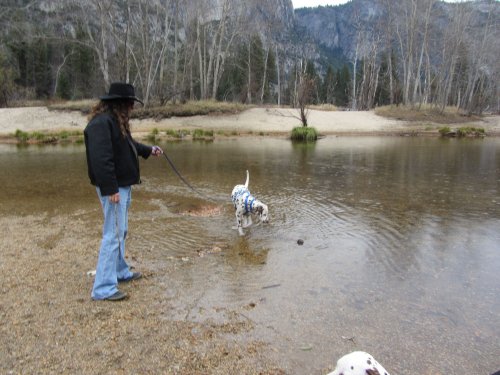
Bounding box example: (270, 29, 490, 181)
(84, 112, 152, 195)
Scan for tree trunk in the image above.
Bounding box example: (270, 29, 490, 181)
(197, 19, 204, 99)
(276, 45, 281, 106)
(53, 51, 74, 97)
(172, 0, 179, 104)
(211, 0, 228, 100)
(351, 43, 358, 110)
(246, 40, 252, 104)
(412, 0, 433, 105)
(388, 51, 394, 105)
(260, 46, 269, 104)
(463, 5, 492, 114)
(124, 1, 130, 82)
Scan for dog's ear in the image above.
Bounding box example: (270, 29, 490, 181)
(256, 206, 263, 214)
(366, 369, 381, 375)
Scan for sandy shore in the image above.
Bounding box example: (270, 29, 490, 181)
(1, 106, 499, 136)
(0, 213, 286, 374)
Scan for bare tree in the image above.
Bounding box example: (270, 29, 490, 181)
(412, 0, 435, 106)
(125, 0, 174, 106)
(275, 44, 282, 106)
(170, 0, 180, 103)
(270, 60, 314, 126)
(347, 4, 367, 110)
(295, 60, 314, 126)
(350, 40, 360, 109)
(191, 0, 242, 100)
(393, 0, 418, 106)
(357, 35, 381, 110)
(434, 2, 472, 112)
(381, 0, 396, 106)
(53, 50, 75, 97)
(245, 37, 252, 104)
(461, 2, 497, 114)
(72, 0, 115, 89)
(353, 8, 384, 111)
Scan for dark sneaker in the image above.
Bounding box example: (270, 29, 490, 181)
(119, 272, 142, 283)
(104, 290, 128, 301)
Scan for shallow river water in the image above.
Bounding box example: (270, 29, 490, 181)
(1, 136, 499, 374)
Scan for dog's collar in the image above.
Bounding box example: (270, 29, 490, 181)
(244, 194, 255, 214)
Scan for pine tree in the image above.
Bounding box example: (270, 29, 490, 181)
(321, 65, 336, 104)
(0, 51, 15, 106)
(335, 64, 350, 107)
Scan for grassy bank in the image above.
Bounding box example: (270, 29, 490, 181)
(8, 127, 266, 146)
(375, 104, 481, 124)
(12, 129, 84, 144)
(48, 99, 249, 119)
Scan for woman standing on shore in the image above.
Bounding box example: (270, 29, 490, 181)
(84, 82, 163, 301)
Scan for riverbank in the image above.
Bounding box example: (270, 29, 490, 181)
(1, 106, 499, 140)
(0, 212, 287, 374)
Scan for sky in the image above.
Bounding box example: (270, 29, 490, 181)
(292, 0, 460, 9)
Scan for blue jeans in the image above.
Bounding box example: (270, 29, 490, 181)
(92, 186, 134, 299)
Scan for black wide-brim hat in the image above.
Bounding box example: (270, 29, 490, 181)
(100, 82, 144, 105)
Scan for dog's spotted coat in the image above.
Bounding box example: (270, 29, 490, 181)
(231, 170, 269, 236)
(328, 351, 390, 375)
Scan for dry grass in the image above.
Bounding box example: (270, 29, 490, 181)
(309, 103, 338, 111)
(47, 99, 249, 119)
(375, 104, 481, 124)
(7, 99, 51, 107)
(135, 100, 249, 120)
(48, 99, 96, 114)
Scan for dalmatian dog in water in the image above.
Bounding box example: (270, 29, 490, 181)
(231, 170, 269, 236)
(328, 351, 390, 375)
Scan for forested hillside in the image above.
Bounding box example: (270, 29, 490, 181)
(0, 0, 498, 114)
(296, 0, 499, 114)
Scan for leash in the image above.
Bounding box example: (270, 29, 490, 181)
(161, 152, 215, 202)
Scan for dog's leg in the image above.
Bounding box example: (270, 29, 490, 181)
(242, 215, 253, 228)
(235, 211, 245, 236)
(244, 170, 249, 189)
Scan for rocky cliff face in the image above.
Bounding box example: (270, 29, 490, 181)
(295, 0, 385, 54)
(182, 0, 295, 38)
(239, 0, 295, 42)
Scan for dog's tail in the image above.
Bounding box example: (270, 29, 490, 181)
(245, 170, 249, 189)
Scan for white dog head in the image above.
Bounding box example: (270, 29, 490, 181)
(329, 351, 390, 375)
(255, 202, 269, 224)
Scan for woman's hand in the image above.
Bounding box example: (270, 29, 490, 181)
(151, 145, 163, 156)
(109, 192, 120, 203)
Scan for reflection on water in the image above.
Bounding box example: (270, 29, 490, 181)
(1, 137, 499, 374)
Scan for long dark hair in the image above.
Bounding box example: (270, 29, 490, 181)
(88, 100, 131, 137)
